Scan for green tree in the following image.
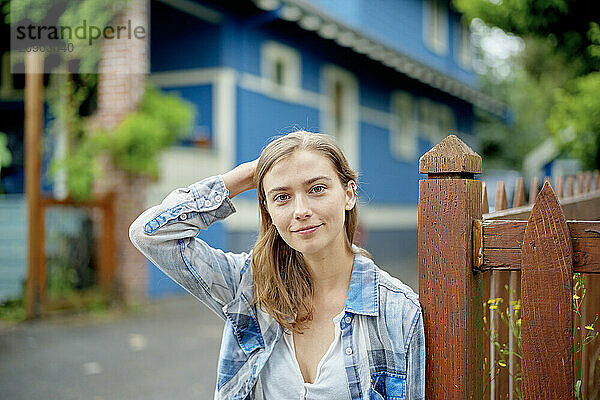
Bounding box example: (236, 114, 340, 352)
(454, 0, 600, 169)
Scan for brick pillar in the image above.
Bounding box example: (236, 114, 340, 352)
(91, 0, 149, 304)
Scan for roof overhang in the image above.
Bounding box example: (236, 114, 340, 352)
(253, 0, 505, 117)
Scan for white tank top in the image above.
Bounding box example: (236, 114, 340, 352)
(256, 310, 354, 399)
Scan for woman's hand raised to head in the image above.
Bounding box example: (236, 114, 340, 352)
(221, 158, 259, 199)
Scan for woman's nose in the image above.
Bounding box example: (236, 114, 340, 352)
(293, 195, 312, 219)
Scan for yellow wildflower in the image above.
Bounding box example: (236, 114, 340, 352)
(489, 305, 498, 310)
(510, 300, 517, 306)
(573, 294, 580, 300)
(585, 325, 594, 331)
(495, 297, 503, 303)
(487, 299, 495, 304)
(514, 304, 521, 311)
(498, 361, 506, 367)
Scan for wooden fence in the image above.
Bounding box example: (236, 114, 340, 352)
(25, 193, 116, 319)
(418, 135, 600, 399)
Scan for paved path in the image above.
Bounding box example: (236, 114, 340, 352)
(0, 297, 225, 400)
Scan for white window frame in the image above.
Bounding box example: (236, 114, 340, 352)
(260, 40, 301, 98)
(320, 64, 359, 170)
(423, 0, 449, 55)
(455, 20, 472, 69)
(438, 103, 458, 138)
(419, 98, 439, 142)
(390, 91, 417, 161)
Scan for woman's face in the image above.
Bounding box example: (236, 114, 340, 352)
(262, 150, 356, 258)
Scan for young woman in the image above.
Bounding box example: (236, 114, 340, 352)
(129, 131, 425, 399)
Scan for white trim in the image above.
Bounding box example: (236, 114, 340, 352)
(390, 91, 418, 161)
(238, 72, 323, 107)
(214, 68, 237, 171)
(146, 147, 220, 208)
(360, 204, 417, 230)
(224, 199, 261, 230)
(423, 0, 449, 56)
(224, 200, 417, 231)
(260, 40, 301, 100)
(320, 64, 360, 170)
(455, 21, 472, 70)
(154, 0, 223, 23)
(360, 106, 391, 129)
(149, 68, 223, 87)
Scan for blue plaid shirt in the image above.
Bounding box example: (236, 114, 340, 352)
(129, 175, 425, 400)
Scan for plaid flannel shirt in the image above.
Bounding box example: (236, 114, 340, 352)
(129, 175, 425, 400)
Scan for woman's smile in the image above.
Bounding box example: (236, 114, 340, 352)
(292, 223, 323, 235)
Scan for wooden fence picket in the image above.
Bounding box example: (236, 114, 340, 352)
(493, 181, 510, 398)
(567, 175, 575, 197)
(585, 171, 592, 193)
(521, 182, 574, 400)
(557, 175, 564, 199)
(510, 177, 526, 397)
(481, 182, 492, 400)
(529, 177, 539, 205)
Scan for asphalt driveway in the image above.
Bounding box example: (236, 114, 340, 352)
(0, 296, 225, 400)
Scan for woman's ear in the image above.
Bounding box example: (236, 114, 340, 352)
(345, 180, 357, 210)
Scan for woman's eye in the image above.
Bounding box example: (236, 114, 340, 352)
(274, 194, 289, 202)
(311, 185, 326, 194)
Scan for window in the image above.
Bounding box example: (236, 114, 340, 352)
(419, 98, 438, 141)
(438, 103, 457, 138)
(261, 41, 300, 95)
(419, 99, 457, 143)
(455, 21, 471, 69)
(391, 91, 417, 160)
(423, 0, 448, 55)
(321, 65, 359, 168)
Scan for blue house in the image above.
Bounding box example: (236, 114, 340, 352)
(0, 0, 504, 300)
(143, 0, 503, 297)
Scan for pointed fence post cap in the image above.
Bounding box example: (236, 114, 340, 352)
(419, 135, 482, 175)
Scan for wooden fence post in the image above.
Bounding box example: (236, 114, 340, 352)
(24, 51, 45, 319)
(418, 135, 484, 399)
(521, 182, 574, 399)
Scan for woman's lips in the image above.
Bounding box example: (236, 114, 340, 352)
(293, 224, 322, 235)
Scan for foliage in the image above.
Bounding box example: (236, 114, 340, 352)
(453, 0, 597, 74)
(473, 38, 572, 169)
(484, 277, 599, 399)
(548, 71, 600, 170)
(0, 297, 26, 321)
(453, 0, 600, 170)
(49, 83, 195, 201)
(0, 131, 12, 194)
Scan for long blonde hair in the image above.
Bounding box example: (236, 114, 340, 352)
(251, 131, 370, 333)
